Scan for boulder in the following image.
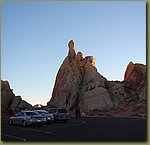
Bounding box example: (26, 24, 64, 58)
(80, 87, 114, 111)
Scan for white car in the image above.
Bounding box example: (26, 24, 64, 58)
(34, 110, 54, 123)
(48, 108, 69, 122)
(9, 110, 46, 127)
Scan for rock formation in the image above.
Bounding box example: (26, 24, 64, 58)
(1, 80, 15, 114)
(47, 40, 108, 112)
(48, 40, 83, 110)
(47, 40, 146, 118)
(124, 61, 146, 101)
(1, 80, 33, 115)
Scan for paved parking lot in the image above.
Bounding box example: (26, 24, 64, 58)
(1, 116, 147, 142)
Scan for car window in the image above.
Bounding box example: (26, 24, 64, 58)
(58, 109, 68, 113)
(16, 112, 24, 116)
(48, 108, 57, 113)
(16, 112, 21, 116)
(20, 112, 25, 116)
(42, 111, 49, 114)
(37, 111, 48, 114)
(25, 112, 39, 116)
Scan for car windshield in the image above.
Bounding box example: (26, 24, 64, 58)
(37, 111, 49, 114)
(25, 112, 39, 116)
(48, 108, 57, 113)
(58, 109, 68, 113)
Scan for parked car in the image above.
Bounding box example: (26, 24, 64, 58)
(48, 108, 69, 122)
(8, 110, 46, 127)
(34, 110, 54, 123)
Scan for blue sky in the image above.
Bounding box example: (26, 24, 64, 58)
(2, 1, 146, 105)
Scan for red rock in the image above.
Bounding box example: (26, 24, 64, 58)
(1, 80, 33, 115)
(1, 80, 15, 115)
(124, 61, 146, 90)
(47, 40, 146, 118)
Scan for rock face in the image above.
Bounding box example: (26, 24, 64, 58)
(10, 96, 33, 111)
(80, 87, 114, 111)
(1, 80, 33, 115)
(47, 40, 146, 118)
(48, 40, 83, 110)
(124, 61, 146, 101)
(1, 80, 15, 114)
(47, 40, 108, 111)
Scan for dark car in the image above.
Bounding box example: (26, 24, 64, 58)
(48, 108, 69, 122)
(8, 110, 46, 127)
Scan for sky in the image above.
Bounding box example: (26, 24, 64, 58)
(2, 1, 146, 106)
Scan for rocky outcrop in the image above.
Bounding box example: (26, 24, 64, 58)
(48, 40, 83, 110)
(47, 40, 108, 111)
(124, 61, 146, 101)
(80, 87, 114, 111)
(47, 40, 146, 118)
(10, 96, 33, 111)
(33, 104, 44, 109)
(1, 80, 15, 115)
(10, 96, 22, 110)
(17, 100, 33, 110)
(1, 80, 33, 115)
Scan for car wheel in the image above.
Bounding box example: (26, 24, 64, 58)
(9, 119, 13, 125)
(22, 120, 27, 127)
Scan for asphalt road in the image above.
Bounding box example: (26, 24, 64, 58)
(1, 116, 147, 142)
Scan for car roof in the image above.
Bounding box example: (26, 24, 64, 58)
(58, 108, 68, 110)
(35, 110, 47, 112)
(22, 110, 35, 112)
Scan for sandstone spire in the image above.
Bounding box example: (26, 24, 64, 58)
(68, 40, 76, 60)
(48, 40, 108, 111)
